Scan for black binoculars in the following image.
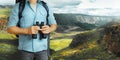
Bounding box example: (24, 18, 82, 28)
(32, 21, 47, 39)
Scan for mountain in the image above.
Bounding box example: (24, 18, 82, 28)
(0, 5, 13, 8)
(54, 13, 119, 32)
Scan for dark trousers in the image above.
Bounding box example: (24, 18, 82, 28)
(19, 50, 48, 60)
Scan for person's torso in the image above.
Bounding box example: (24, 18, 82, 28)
(18, 2, 48, 52)
(20, 2, 47, 28)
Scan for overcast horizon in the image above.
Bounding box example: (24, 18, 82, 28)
(0, 0, 120, 16)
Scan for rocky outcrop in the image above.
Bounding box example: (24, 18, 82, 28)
(69, 30, 97, 48)
(104, 22, 120, 54)
(69, 33, 90, 48)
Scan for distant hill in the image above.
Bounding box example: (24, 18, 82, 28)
(0, 5, 13, 8)
(54, 13, 119, 32)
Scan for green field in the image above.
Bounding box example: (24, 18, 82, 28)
(0, 32, 17, 39)
(50, 39, 72, 51)
(0, 8, 11, 18)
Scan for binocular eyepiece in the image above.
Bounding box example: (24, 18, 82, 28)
(32, 21, 47, 39)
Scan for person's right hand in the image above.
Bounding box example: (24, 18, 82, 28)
(27, 26, 40, 34)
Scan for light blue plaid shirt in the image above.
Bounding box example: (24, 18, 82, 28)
(8, 1, 56, 52)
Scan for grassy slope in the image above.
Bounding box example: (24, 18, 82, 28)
(0, 8, 11, 18)
(50, 39, 72, 51)
(51, 29, 120, 60)
(50, 31, 82, 51)
(0, 31, 74, 60)
(0, 32, 17, 39)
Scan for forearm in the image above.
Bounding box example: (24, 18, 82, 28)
(49, 24, 57, 32)
(7, 26, 29, 35)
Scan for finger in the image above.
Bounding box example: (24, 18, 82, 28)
(43, 31, 50, 34)
(38, 29, 43, 31)
(34, 26, 40, 30)
(38, 28, 47, 32)
(42, 30, 50, 34)
(34, 30, 39, 34)
(41, 27, 47, 31)
(42, 25, 49, 28)
(32, 30, 36, 34)
(42, 27, 49, 31)
(35, 31, 38, 34)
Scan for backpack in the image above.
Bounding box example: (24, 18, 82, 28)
(16, 0, 50, 56)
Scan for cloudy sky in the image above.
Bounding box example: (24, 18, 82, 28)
(0, 0, 120, 16)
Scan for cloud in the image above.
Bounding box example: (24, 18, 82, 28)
(0, 0, 15, 5)
(44, 0, 81, 8)
(89, 0, 96, 3)
(45, 0, 120, 16)
(78, 0, 120, 8)
(0, 0, 120, 16)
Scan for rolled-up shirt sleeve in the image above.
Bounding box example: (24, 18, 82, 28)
(7, 4, 19, 28)
(47, 5, 57, 25)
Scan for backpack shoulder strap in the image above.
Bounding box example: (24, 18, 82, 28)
(41, 1, 49, 25)
(16, 0, 20, 3)
(17, 0, 26, 27)
(41, 1, 50, 56)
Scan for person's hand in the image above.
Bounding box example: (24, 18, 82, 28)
(40, 25, 51, 34)
(27, 26, 40, 34)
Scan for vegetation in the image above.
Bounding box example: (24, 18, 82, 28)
(50, 29, 120, 60)
(50, 39, 72, 51)
(0, 32, 17, 39)
(0, 8, 11, 18)
(0, 8, 11, 31)
(0, 8, 120, 60)
(0, 43, 17, 54)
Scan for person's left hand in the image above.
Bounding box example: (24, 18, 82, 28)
(40, 25, 51, 34)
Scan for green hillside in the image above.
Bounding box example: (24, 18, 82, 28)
(0, 8, 11, 18)
(51, 29, 120, 60)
